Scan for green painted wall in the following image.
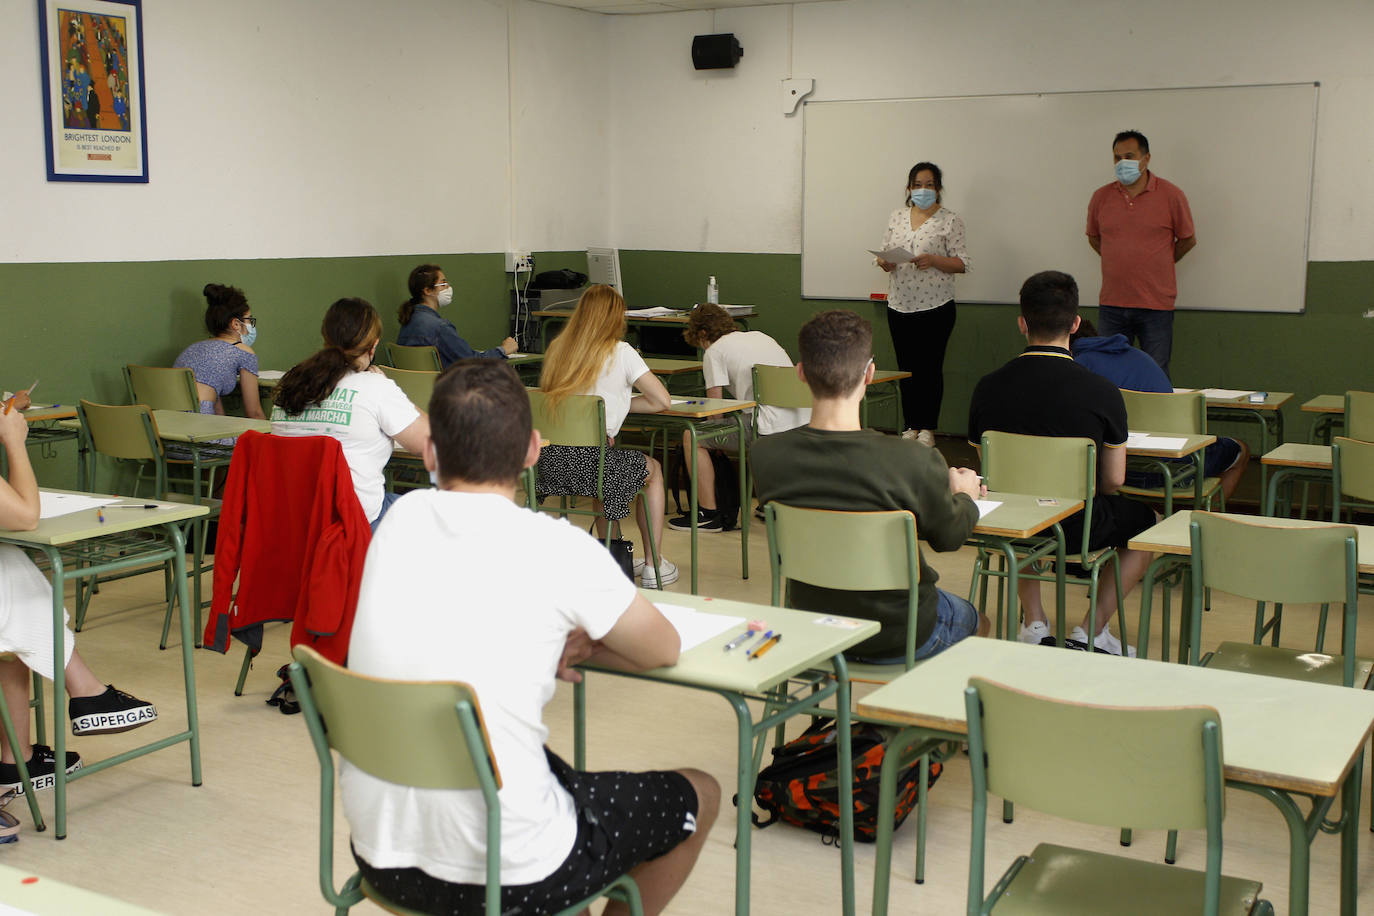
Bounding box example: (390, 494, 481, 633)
(4, 250, 1369, 487)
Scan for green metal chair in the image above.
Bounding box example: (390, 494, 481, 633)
(378, 365, 438, 411)
(386, 343, 442, 372)
(1119, 389, 1223, 515)
(527, 390, 662, 586)
(1345, 390, 1374, 443)
(1332, 435, 1374, 524)
(750, 365, 812, 439)
(288, 645, 643, 916)
(124, 365, 200, 411)
(0, 653, 46, 832)
(973, 432, 1125, 649)
(765, 502, 942, 883)
(76, 400, 220, 649)
(965, 676, 1270, 916)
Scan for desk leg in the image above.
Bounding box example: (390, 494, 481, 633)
(1054, 525, 1067, 648)
(871, 727, 940, 916)
(573, 677, 587, 771)
(737, 411, 749, 582)
(1234, 783, 1318, 916)
(727, 692, 756, 916)
(47, 548, 69, 839)
(687, 424, 700, 595)
(166, 523, 203, 790)
(1340, 750, 1361, 916)
(834, 655, 855, 916)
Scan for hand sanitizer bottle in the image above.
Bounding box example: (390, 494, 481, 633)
(707, 276, 719, 305)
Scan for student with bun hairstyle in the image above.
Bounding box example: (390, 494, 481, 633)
(537, 285, 676, 586)
(272, 298, 430, 528)
(396, 263, 518, 367)
(173, 283, 265, 420)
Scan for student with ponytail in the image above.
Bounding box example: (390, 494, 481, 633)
(395, 263, 518, 367)
(174, 283, 266, 420)
(273, 298, 430, 527)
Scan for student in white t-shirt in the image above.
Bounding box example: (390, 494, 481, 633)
(537, 285, 679, 587)
(670, 304, 810, 532)
(346, 359, 719, 915)
(271, 298, 430, 528)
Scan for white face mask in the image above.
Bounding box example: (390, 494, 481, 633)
(436, 287, 454, 308)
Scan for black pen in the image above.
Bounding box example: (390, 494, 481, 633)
(109, 504, 159, 509)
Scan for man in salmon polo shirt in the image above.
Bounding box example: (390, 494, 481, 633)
(1086, 130, 1196, 379)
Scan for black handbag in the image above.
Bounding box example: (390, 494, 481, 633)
(605, 537, 635, 581)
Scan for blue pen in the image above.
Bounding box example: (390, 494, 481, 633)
(744, 629, 774, 654)
(723, 628, 755, 652)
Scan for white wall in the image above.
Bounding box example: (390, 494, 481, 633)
(603, 0, 1374, 261)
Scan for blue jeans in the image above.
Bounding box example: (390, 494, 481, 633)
(371, 491, 401, 533)
(853, 588, 980, 665)
(1097, 306, 1174, 379)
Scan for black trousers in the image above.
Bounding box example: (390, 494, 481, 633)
(886, 300, 956, 432)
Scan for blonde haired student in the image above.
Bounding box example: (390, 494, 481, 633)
(537, 285, 676, 586)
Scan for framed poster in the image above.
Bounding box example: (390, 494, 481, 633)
(36, 0, 148, 182)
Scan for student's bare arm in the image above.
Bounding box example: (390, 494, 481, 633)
(1087, 236, 1102, 255)
(628, 371, 671, 414)
(589, 592, 681, 671)
(1099, 444, 1126, 494)
(1174, 235, 1197, 262)
(240, 370, 266, 419)
(392, 414, 431, 455)
(0, 410, 39, 530)
(705, 386, 724, 399)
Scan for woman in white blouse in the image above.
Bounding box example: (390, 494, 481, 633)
(875, 162, 970, 445)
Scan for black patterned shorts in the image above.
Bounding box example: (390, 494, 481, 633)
(353, 750, 699, 916)
(535, 444, 648, 521)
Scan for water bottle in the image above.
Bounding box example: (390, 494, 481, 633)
(707, 276, 719, 305)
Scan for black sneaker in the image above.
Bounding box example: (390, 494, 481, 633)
(668, 509, 724, 533)
(69, 685, 158, 736)
(0, 745, 82, 795)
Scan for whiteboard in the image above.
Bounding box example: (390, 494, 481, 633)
(802, 84, 1318, 312)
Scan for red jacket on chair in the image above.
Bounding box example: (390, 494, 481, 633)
(203, 431, 371, 665)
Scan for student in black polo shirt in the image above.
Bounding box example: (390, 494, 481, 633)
(967, 270, 1157, 656)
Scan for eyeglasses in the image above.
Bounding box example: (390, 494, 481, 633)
(434, 281, 451, 290)
(240, 316, 258, 328)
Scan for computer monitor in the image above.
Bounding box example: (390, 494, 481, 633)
(586, 247, 623, 296)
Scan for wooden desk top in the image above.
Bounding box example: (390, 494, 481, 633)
(972, 491, 1084, 539)
(1126, 430, 1214, 458)
(654, 397, 755, 419)
(1302, 394, 1344, 414)
(0, 863, 161, 914)
(644, 358, 704, 376)
(0, 489, 207, 547)
(614, 591, 878, 694)
(1260, 443, 1332, 469)
(530, 310, 757, 324)
(1127, 510, 1374, 570)
(869, 369, 911, 384)
(151, 410, 272, 443)
(1191, 390, 1294, 410)
(21, 404, 76, 423)
(856, 637, 1374, 796)
(255, 370, 285, 389)
(506, 353, 544, 366)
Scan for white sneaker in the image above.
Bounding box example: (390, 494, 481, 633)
(1018, 620, 1051, 644)
(1093, 627, 1137, 658)
(901, 428, 920, 441)
(640, 559, 679, 588)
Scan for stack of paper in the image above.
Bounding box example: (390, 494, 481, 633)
(626, 307, 683, 318)
(1126, 432, 1189, 450)
(653, 603, 745, 653)
(38, 493, 119, 519)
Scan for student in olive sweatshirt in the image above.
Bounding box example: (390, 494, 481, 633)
(751, 309, 988, 663)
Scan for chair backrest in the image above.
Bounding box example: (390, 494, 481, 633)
(1342, 391, 1374, 443)
(766, 502, 920, 665)
(964, 677, 1225, 915)
(527, 390, 607, 449)
(979, 431, 1096, 501)
(78, 400, 167, 497)
(125, 365, 200, 412)
(1191, 512, 1357, 606)
(379, 365, 438, 411)
(387, 343, 442, 372)
(289, 645, 504, 914)
(1333, 436, 1374, 510)
(751, 365, 812, 410)
(1120, 389, 1206, 435)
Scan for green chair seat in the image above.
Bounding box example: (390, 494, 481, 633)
(989, 843, 1264, 916)
(1119, 474, 1222, 503)
(1204, 641, 1374, 688)
(845, 660, 909, 684)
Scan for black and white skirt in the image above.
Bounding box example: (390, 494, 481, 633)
(535, 444, 647, 521)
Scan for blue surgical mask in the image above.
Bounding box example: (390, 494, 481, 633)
(909, 188, 937, 209)
(429, 469, 439, 486)
(1115, 159, 1141, 185)
(239, 322, 258, 347)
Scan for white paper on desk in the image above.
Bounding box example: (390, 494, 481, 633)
(973, 499, 1002, 518)
(38, 492, 119, 519)
(1196, 387, 1253, 400)
(256, 369, 285, 380)
(670, 398, 691, 405)
(867, 247, 915, 263)
(626, 307, 682, 318)
(653, 603, 745, 653)
(508, 352, 536, 359)
(1126, 433, 1189, 450)
(1171, 387, 1196, 394)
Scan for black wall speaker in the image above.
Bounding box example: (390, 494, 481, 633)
(691, 33, 743, 70)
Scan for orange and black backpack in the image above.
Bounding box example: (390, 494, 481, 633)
(748, 718, 940, 843)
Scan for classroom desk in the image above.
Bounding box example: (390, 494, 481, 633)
(965, 492, 1084, 645)
(1194, 390, 1292, 497)
(573, 591, 879, 916)
(1260, 443, 1332, 516)
(0, 406, 81, 478)
(0, 863, 161, 914)
(862, 370, 908, 430)
(1128, 510, 1374, 665)
(0, 490, 207, 838)
(855, 636, 1374, 916)
(628, 397, 753, 594)
(1302, 394, 1345, 444)
(149, 410, 272, 501)
(1124, 430, 1215, 515)
(532, 309, 757, 351)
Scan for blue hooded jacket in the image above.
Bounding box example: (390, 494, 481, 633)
(1071, 334, 1171, 393)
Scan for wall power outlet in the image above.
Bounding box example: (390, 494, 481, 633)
(505, 250, 533, 272)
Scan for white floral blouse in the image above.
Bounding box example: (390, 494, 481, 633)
(880, 206, 971, 314)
